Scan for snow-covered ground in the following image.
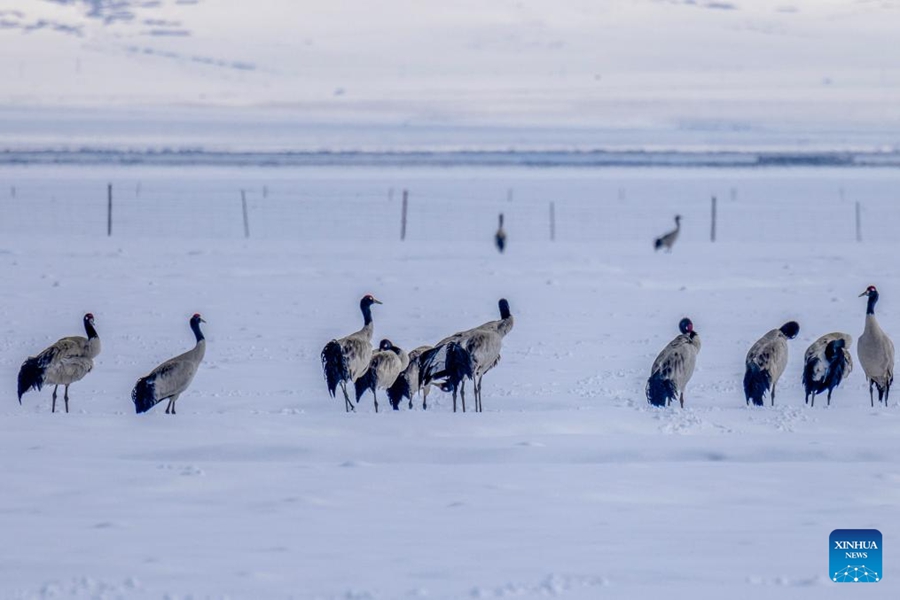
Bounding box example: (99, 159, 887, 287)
(1, 165, 899, 599)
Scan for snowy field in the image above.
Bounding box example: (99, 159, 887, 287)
(1, 165, 899, 599)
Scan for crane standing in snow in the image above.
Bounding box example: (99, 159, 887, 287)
(803, 333, 853, 407)
(18, 313, 101, 413)
(646, 318, 701, 408)
(321, 294, 382, 412)
(858, 285, 894, 407)
(420, 299, 514, 412)
(495, 213, 507, 253)
(654, 215, 681, 252)
(744, 321, 800, 406)
(355, 339, 409, 412)
(132, 314, 206, 415)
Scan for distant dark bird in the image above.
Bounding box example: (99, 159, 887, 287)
(355, 339, 408, 412)
(654, 215, 681, 252)
(646, 318, 701, 408)
(132, 314, 206, 415)
(386, 345, 432, 410)
(321, 294, 382, 412)
(858, 285, 894, 407)
(803, 333, 853, 407)
(744, 321, 799, 406)
(18, 313, 101, 413)
(495, 213, 507, 253)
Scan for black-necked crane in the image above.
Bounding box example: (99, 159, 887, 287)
(132, 314, 206, 415)
(321, 294, 382, 412)
(743, 321, 799, 406)
(464, 305, 514, 413)
(17, 313, 101, 413)
(858, 285, 894, 407)
(354, 339, 408, 412)
(803, 333, 853, 407)
(420, 298, 514, 412)
(495, 213, 506, 253)
(654, 215, 681, 252)
(646, 317, 701, 408)
(387, 345, 432, 410)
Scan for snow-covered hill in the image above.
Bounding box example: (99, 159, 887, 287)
(0, 0, 899, 150)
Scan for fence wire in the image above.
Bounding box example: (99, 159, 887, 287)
(1, 170, 898, 243)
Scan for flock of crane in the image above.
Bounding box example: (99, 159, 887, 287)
(10, 210, 893, 414)
(648, 285, 894, 409)
(17, 313, 206, 414)
(13, 296, 516, 415)
(14, 284, 892, 414)
(321, 295, 514, 413)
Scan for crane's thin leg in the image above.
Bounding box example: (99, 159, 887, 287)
(478, 377, 484, 412)
(170, 394, 180, 415)
(827, 389, 832, 406)
(870, 380, 874, 407)
(452, 386, 457, 413)
(461, 381, 466, 413)
(52, 385, 58, 413)
(679, 392, 684, 409)
(886, 381, 892, 406)
(422, 386, 429, 411)
(64, 385, 70, 413)
(373, 389, 378, 413)
(811, 393, 815, 407)
(165, 398, 172, 414)
(340, 382, 354, 412)
(771, 382, 776, 406)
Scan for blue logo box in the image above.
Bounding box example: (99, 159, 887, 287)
(830, 529, 882, 583)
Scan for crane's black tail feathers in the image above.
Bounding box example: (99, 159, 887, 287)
(387, 372, 411, 410)
(132, 376, 161, 414)
(17, 356, 45, 403)
(321, 340, 348, 398)
(802, 358, 821, 398)
(354, 365, 375, 402)
(646, 372, 677, 407)
(420, 342, 473, 393)
(437, 342, 473, 391)
(743, 363, 771, 407)
(824, 341, 850, 394)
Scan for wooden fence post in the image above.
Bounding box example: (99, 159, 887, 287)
(107, 183, 113, 237)
(549, 201, 556, 241)
(241, 190, 250, 239)
(400, 189, 408, 240)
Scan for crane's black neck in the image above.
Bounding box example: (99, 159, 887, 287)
(499, 299, 511, 320)
(867, 292, 879, 315)
(191, 319, 205, 342)
(361, 302, 374, 326)
(83, 319, 98, 339)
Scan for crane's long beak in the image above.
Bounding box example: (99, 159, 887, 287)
(200, 317, 207, 323)
(859, 291, 868, 297)
(373, 298, 383, 305)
